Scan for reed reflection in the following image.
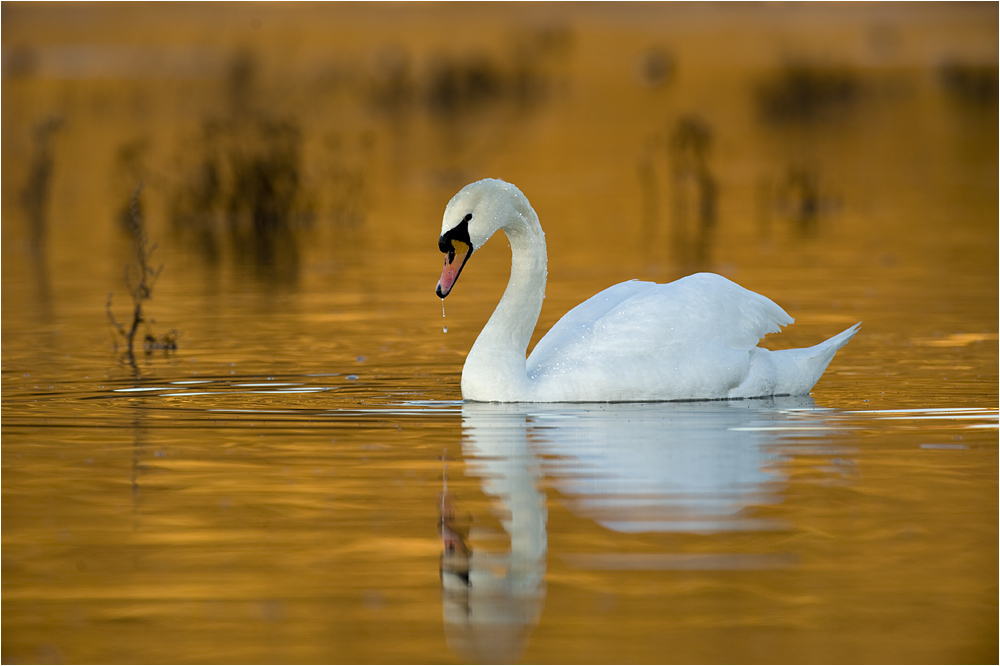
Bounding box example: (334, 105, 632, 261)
(638, 115, 718, 273)
(440, 398, 850, 662)
(20, 115, 61, 319)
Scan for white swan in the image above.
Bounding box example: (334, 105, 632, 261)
(435, 178, 859, 402)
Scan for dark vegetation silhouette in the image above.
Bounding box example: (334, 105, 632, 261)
(939, 60, 999, 106)
(169, 50, 316, 282)
(755, 61, 862, 124)
(638, 115, 718, 272)
(107, 185, 178, 368)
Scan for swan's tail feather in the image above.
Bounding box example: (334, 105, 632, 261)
(805, 322, 861, 359)
(772, 322, 860, 395)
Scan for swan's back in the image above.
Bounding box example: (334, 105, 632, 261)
(526, 273, 798, 401)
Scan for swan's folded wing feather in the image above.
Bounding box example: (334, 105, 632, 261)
(599, 273, 793, 351)
(526, 280, 657, 371)
(527, 273, 792, 378)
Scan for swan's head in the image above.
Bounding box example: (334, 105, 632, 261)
(436, 178, 531, 298)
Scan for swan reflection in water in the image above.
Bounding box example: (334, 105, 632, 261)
(439, 397, 853, 663)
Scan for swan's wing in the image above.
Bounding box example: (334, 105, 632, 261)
(527, 279, 658, 368)
(598, 272, 793, 351)
(527, 273, 793, 376)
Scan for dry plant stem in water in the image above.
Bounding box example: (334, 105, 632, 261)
(107, 185, 175, 363)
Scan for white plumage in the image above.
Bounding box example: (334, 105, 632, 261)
(435, 178, 859, 402)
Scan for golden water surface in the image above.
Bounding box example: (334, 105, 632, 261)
(3, 3, 997, 663)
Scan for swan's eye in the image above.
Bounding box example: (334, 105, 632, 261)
(462, 213, 472, 224)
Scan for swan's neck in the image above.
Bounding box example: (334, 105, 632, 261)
(462, 213, 546, 401)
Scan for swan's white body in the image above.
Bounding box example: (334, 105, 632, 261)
(435, 178, 859, 403)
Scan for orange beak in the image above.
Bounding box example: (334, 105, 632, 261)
(436, 240, 472, 298)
